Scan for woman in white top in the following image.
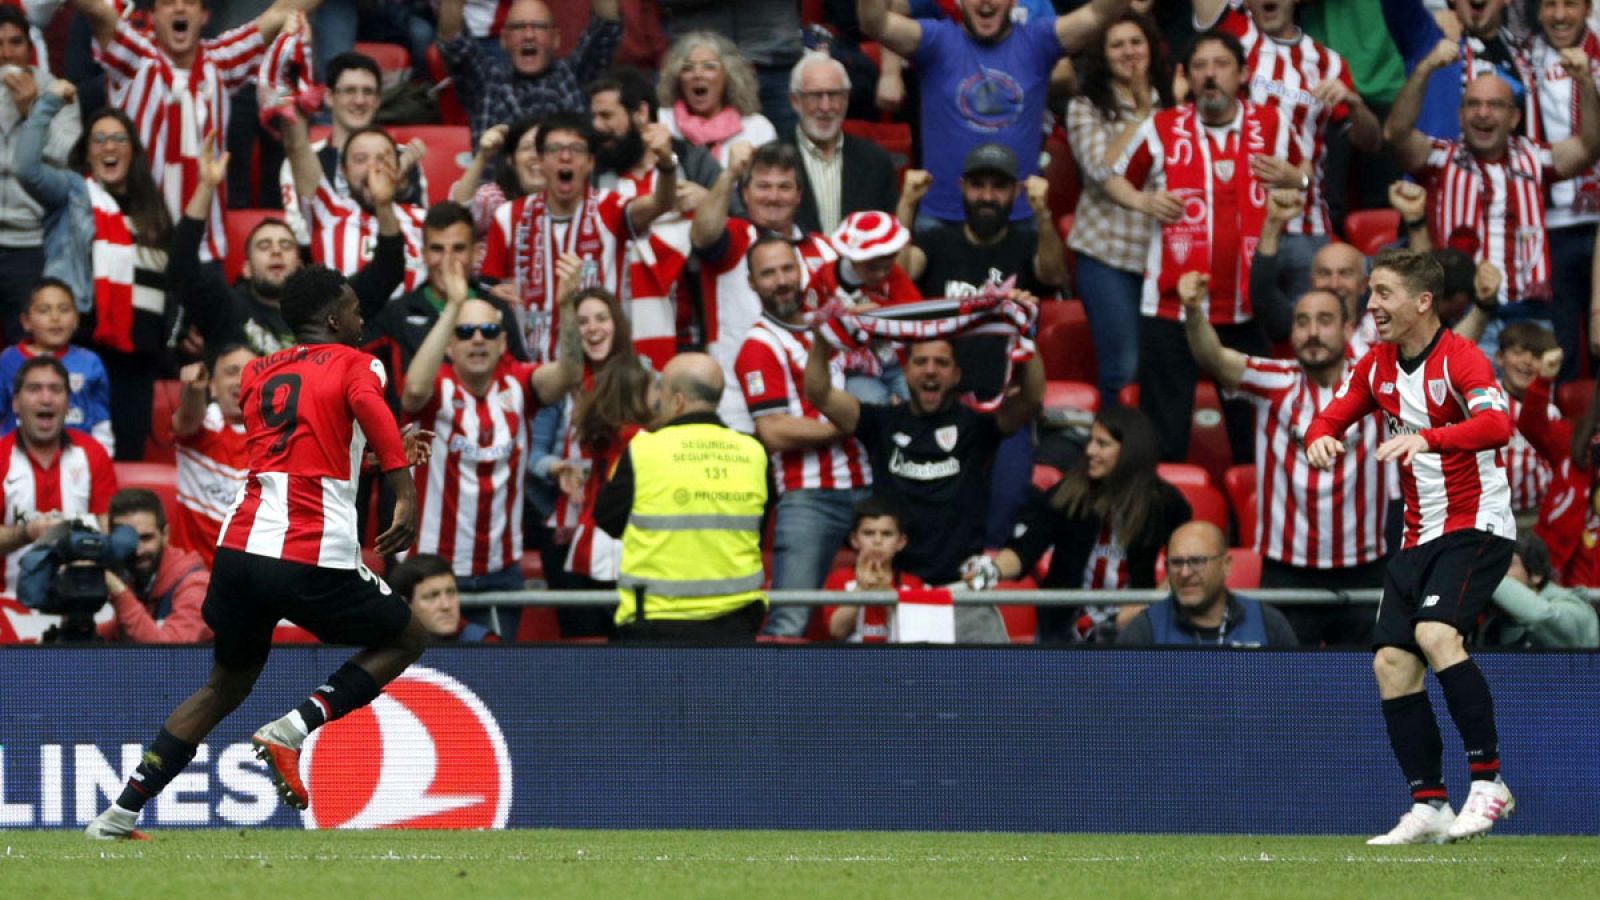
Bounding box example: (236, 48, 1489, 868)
(657, 31, 777, 166)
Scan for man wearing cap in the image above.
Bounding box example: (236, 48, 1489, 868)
(897, 144, 1065, 300)
(809, 210, 921, 404)
(786, 50, 899, 236)
(734, 235, 874, 638)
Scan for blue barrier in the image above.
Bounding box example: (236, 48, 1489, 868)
(1, 647, 1596, 834)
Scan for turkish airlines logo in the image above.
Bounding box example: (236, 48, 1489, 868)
(301, 667, 511, 830)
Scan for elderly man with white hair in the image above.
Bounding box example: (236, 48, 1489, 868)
(786, 50, 899, 236)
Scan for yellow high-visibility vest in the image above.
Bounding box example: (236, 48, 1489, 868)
(616, 422, 768, 624)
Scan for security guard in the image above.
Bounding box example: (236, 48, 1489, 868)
(595, 353, 769, 642)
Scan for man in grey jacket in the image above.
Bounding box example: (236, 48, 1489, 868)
(0, 4, 79, 342)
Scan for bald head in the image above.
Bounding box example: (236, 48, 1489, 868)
(1461, 73, 1519, 158)
(661, 352, 724, 416)
(1310, 241, 1368, 317)
(1169, 520, 1226, 557)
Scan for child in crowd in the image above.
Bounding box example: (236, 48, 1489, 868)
(826, 496, 924, 643)
(0, 279, 114, 453)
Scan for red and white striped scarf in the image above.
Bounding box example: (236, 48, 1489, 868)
(86, 176, 138, 353)
(1432, 136, 1553, 302)
(256, 12, 323, 139)
(514, 189, 605, 360)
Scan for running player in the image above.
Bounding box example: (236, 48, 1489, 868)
(86, 265, 433, 839)
(1305, 248, 1517, 844)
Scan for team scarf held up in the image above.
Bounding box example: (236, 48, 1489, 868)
(256, 12, 324, 139)
(514, 189, 605, 360)
(87, 177, 165, 353)
(805, 277, 1037, 412)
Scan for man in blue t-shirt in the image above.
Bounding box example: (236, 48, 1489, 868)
(858, 0, 1127, 225)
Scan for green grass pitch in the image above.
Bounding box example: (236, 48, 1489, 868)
(4, 831, 1599, 898)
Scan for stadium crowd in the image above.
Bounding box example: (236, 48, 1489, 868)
(0, 0, 1597, 648)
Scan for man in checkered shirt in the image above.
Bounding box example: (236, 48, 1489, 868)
(436, 0, 622, 142)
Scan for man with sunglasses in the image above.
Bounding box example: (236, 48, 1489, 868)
(1117, 521, 1299, 647)
(399, 256, 580, 634)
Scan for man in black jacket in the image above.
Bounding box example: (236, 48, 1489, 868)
(786, 51, 897, 236)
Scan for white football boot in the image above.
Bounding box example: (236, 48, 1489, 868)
(1447, 779, 1515, 841)
(1367, 803, 1456, 845)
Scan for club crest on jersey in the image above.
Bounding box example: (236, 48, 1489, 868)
(1213, 160, 1234, 182)
(1427, 378, 1447, 405)
(935, 425, 958, 452)
(1170, 235, 1192, 263)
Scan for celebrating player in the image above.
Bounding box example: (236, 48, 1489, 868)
(86, 266, 434, 840)
(1304, 248, 1517, 844)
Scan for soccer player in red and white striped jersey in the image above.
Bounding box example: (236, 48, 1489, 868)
(170, 347, 255, 568)
(72, 0, 312, 263)
(1305, 248, 1517, 845)
(692, 140, 836, 433)
(480, 112, 677, 363)
(399, 260, 578, 603)
(1387, 38, 1600, 317)
(0, 357, 117, 596)
(1185, 277, 1386, 646)
(89, 264, 438, 840)
(734, 237, 872, 636)
(1196, 0, 1381, 240)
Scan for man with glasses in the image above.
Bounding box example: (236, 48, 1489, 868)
(277, 52, 429, 246)
(785, 51, 897, 236)
(1116, 521, 1299, 647)
(1386, 39, 1600, 358)
(438, 0, 622, 142)
(400, 256, 578, 634)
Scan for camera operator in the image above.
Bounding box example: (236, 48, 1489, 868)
(96, 488, 211, 643)
(0, 356, 116, 590)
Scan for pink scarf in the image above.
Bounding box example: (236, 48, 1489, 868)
(673, 100, 743, 157)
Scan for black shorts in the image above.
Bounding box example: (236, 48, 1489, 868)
(202, 547, 413, 669)
(1374, 529, 1514, 654)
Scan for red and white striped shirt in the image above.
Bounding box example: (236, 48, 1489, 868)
(1081, 522, 1130, 589)
(480, 189, 633, 362)
(1419, 136, 1555, 304)
(605, 167, 690, 370)
(96, 19, 264, 264)
(1526, 32, 1600, 228)
(0, 432, 117, 595)
(565, 423, 641, 582)
(735, 314, 871, 494)
(1236, 357, 1387, 567)
(219, 344, 408, 568)
(1504, 391, 1557, 512)
(701, 220, 835, 431)
(305, 182, 428, 298)
(407, 357, 539, 578)
(1306, 328, 1515, 549)
(1210, 0, 1353, 237)
(172, 402, 250, 567)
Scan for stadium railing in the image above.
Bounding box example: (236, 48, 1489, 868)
(460, 588, 1403, 607)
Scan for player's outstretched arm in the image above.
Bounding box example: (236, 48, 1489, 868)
(1303, 353, 1378, 467)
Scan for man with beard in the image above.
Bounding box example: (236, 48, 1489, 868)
(1185, 275, 1389, 646)
(1386, 39, 1600, 358)
(438, 0, 622, 142)
(785, 51, 897, 236)
(1381, 0, 1534, 141)
(173, 130, 407, 356)
(98, 488, 212, 644)
(71, 0, 317, 262)
(859, 0, 1129, 227)
(804, 299, 1043, 644)
(735, 236, 873, 637)
(898, 143, 1063, 299)
(1105, 29, 1301, 462)
(692, 140, 837, 432)
(277, 52, 429, 246)
(480, 111, 676, 363)
(170, 346, 255, 567)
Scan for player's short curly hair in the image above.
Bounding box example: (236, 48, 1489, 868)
(281, 265, 352, 334)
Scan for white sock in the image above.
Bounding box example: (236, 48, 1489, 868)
(281, 710, 310, 744)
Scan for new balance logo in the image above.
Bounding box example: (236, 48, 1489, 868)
(1422, 595, 1440, 608)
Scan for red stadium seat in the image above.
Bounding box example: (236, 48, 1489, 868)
(1036, 300, 1097, 384)
(519, 550, 544, 584)
(1343, 209, 1399, 257)
(1557, 378, 1594, 422)
(1042, 379, 1097, 415)
(424, 45, 469, 127)
(387, 124, 472, 206)
(113, 461, 178, 524)
(1225, 547, 1262, 590)
(841, 119, 912, 163)
(1167, 480, 1229, 532)
(143, 378, 182, 464)
(222, 209, 286, 283)
(514, 607, 562, 642)
(1186, 381, 1233, 489)
(353, 41, 410, 89)
(996, 603, 1037, 644)
(1223, 464, 1257, 548)
(1156, 462, 1210, 488)
(1042, 126, 1080, 226)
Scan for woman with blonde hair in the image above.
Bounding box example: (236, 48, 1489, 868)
(657, 30, 776, 165)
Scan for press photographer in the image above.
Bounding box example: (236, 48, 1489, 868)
(97, 488, 211, 643)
